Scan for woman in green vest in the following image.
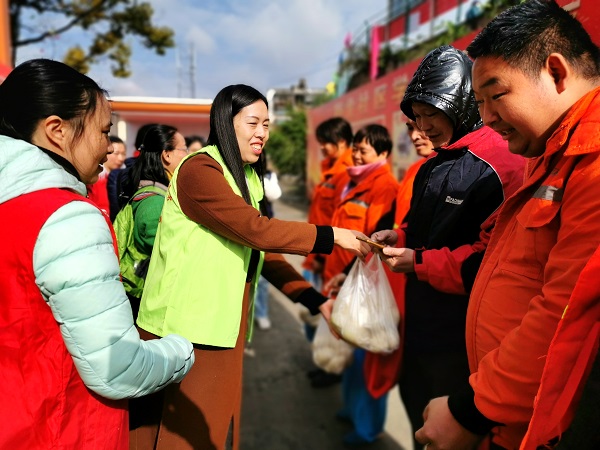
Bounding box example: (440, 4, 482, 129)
(115, 123, 189, 319)
(133, 84, 370, 450)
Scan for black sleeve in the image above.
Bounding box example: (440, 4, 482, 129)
(447, 384, 502, 436)
(461, 251, 485, 293)
(311, 225, 334, 255)
(295, 287, 328, 315)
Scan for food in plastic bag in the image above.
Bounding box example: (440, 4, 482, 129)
(312, 315, 354, 374)
(331, 255, 400, 354)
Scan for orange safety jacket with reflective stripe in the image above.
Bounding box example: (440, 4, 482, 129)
(303, 150, 354, 271)
(520, 244, 600, 449)
(466, 86, 600, 449)
(322, 163, 399, 288)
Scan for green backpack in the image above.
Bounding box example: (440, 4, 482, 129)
(113, 185, 166, 298)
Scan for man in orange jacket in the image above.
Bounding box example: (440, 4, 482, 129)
(302, 117, 354, 291)
(411, 1, 600, 449)
(302, 117, 354, 388)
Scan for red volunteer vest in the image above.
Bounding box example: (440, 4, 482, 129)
(0, 188, 128, 449)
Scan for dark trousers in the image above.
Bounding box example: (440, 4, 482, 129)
(399, 349, 471, 449)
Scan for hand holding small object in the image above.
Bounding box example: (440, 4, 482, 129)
(334, 228, 370, 259)
(370, 229, 398, 246)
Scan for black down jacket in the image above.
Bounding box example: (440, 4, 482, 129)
(397, 45, 525, 354)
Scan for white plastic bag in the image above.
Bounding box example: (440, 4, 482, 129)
(312, 315, 354, 374)
(331, 255, 400, 354)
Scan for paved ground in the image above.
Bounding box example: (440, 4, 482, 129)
(240, 190, 414, 450)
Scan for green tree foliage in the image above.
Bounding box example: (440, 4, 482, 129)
(267, 107, 307, 178)
(10, 0, 174, 77)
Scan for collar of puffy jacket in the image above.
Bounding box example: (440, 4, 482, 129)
(400, 45, 482, 142)
(0, 135, 86, 206)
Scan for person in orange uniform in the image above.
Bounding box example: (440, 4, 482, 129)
(322, 124, 399, 287)
(302, 117, 354, 292)
(302, 118, 355, 389)
(323, 124, 399, 446)
(413, 2, 600, 449)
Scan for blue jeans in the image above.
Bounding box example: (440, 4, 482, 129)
(338, 348, 388, 442)
(254, 276, 269, 319)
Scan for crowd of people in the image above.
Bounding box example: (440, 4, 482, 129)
(0, 1, 598, 449)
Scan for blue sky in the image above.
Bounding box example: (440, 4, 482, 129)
(15, 0, 387, 99)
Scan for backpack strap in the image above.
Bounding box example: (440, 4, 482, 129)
(131, 185, 166, 203)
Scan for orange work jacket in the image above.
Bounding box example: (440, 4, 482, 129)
(322, 163, 399, 287)
(303, 150, 354, 271)
(466, 86, 600, 449)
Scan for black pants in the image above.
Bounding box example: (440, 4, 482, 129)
(399, 349, 471, 449)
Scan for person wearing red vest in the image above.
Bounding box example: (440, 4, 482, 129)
(0, 59, 194, 450)
(411, 2, 600, 449)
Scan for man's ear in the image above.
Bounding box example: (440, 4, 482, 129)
(42, 115, 69, 150)
(546, 53, 570, 94)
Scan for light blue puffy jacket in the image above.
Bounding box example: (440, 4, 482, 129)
(0, 135, 194, 399)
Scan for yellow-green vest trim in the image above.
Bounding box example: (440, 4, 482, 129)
(137, 145, 264, 347)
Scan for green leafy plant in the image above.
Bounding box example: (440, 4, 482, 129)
(10, 0, 174, 77)
(267, 107, 307, 179)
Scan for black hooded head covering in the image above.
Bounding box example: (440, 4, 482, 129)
(400, 45, 482, 143)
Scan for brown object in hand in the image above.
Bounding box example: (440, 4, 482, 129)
(356, 235, 385, 250)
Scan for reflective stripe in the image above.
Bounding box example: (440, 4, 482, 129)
(348, 198, 369, 209)
(533, 185, 563, 202)
(322, 182, 336, 189)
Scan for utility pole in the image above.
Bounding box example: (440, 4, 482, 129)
(176, 46, 182, 97)
(189, 42, 196, 98)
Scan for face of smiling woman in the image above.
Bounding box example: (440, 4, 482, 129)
(233, 100, 269, 164)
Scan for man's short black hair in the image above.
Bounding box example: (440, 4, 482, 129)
(467, 0, 600, 79)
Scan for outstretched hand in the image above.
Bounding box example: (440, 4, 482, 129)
(370, 229, 398, 246)
(369, 230, 415, 273)
(333, 228, 370, 259)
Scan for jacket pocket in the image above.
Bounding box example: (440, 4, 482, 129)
(336, 200, 368, 232)
(499, 196, 561, 281)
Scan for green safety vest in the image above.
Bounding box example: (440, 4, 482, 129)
(137, 145, 264, 347)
